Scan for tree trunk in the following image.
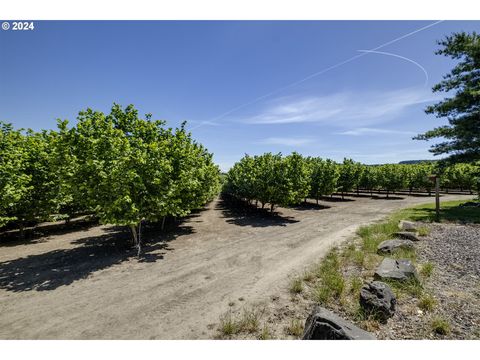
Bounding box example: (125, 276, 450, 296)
(356, 186, 359, 195)
(130, 224, 138, 247)
(161, 216, 166, 231)
(137, 221, 142, 257)
(255, 200, 258, 207)
(130, 223, 142, 257)
(316, 197, 319, 205)
(270, 204, 274, 213)
(386, 190, 389, 198)
(19, 222, 25, 240)
(261, 202, 265, 209)
(341, 191, 344, 200)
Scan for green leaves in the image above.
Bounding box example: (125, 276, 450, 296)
(308, 157, 339, 200)
(66, 104, 220, 227)
(0, 104, 221, 237)
(337, 158, 363, 194)
(415, 31, 480, 163)
(0, 123, 63, 227)
(225, 153, 338, 210)
(225, 152, 477, 206)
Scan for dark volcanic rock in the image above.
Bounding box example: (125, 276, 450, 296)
(374, 258, 419, 282)
(394, 231, 420, 242)
(377, 239, 415, 254)
(359, 281, 396, 323)
(302, 306, 376, 340)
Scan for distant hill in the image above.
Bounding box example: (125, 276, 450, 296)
(398, 160, 438, 165)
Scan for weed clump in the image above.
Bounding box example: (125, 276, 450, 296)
(432, 317, 450, 335)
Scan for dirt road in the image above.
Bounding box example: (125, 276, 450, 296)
(0, 194, 472, 339)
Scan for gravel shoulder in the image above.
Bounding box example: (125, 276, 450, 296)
(0, 194, 473, 339)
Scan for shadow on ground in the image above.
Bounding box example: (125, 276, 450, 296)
(0, 217, 100, 247)
(318, 196, 355, 202)
(291, 201, 331, 211)
(0, 221, 194, 293)
(216, 195, 299, 227)
(371, 195, 405, 201)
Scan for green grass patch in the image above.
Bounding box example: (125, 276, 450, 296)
(341, 243, 366, 267)
(312, 250, 346, 304)
(383, 278, 423, 298)
(348, 276, 363, 296)
(417, 226, 431, 236)
(358, 220, 399, 253)
(397, 200, 480, 224)
(391, 247, 417, 261)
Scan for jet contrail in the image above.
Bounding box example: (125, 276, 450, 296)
(357, 49, 429, 87)
(189, 20, 443, 131)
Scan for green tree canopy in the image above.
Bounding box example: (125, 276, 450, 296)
(415, 32, 480, 163)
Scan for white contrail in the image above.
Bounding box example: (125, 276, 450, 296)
(189, 20, 443, 130)
(357, 49, 429, 87)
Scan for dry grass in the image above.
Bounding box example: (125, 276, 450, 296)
(258, 323, 272, 340)
(217, 305, 266, 338)
(418, 293, 436, 312)
(431, 316, 451, 335)
(420, 262, 435, 278)
(289, 277, 304, 294)
(284, 319, 303, 338)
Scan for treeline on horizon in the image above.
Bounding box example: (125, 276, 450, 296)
(0, 104, 221, 254)
(223, 153, 479, 212)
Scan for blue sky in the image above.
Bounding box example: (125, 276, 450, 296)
(1, 20, 479, 170)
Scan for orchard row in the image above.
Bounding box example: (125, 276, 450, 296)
(0, 104, 221, 253)
(224, 153, 479, 211)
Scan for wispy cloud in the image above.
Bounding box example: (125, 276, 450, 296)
(187, 120, 220, 130)
(241, 87, 439, 126)
(336, 127, 416, 136)
(257, 137, 315, 146)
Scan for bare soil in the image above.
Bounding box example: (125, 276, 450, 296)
(0, 193, 472, 339)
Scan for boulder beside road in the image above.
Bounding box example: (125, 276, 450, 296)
(374, 258, 419, 283)
(359, 281, 396, 323)
(394, 231, 420, 242)
(302, 306, 376, 340)
(399, 220, 418, 232)
(377, 239, 415, 254)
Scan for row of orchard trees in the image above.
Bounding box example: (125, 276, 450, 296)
(0, 104, 221, 254)
(224, 153, 479, 211)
